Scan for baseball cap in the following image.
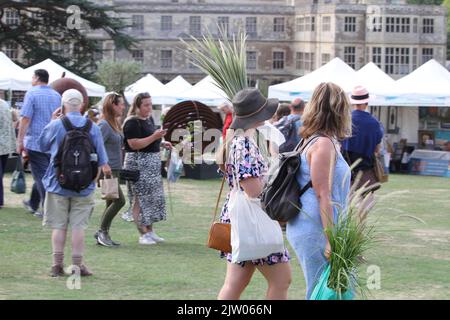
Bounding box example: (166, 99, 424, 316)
(62, 89, 83, 107)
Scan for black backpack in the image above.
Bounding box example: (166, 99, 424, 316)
(261, 134, 320, 223)
(54, 117, 98, 192)
(275, 115, 301, 153)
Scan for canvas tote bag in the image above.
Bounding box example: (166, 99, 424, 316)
(229, 149, 284, 263)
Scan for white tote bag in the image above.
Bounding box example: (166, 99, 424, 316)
(229, 161, 285, 263)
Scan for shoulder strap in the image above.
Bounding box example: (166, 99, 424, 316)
(61, 116, 74, 132)
(211, 176, 226, 225)
(293, 132, 322, 154)
(82, 119, 92, 133)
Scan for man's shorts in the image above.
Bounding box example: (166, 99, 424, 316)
(43, 192, 95, 230)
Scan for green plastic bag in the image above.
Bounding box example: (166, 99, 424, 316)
(10, 156, 26, 194)
(310, 264, 354, 300)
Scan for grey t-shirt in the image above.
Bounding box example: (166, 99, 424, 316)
(98, 119, 123, 170)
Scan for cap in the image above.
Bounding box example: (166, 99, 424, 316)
(62, 89, 83, 107)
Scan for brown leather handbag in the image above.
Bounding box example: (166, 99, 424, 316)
(207, 177, 232, 253)
(374, 155, 388, 183)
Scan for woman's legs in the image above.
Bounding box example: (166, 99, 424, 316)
(99, 184, 126, 232)
(132, 196, 150, 235)
(256, 263, 292, 300)
(218, 262, 256, 300)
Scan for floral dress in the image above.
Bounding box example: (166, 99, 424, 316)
(220, 135, 290, 266)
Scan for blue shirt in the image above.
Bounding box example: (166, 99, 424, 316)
(342, 110, 383, 158)
(39, 112, 108, 197)
(287, 114, 303, 139)
(20, 85, 61, 152)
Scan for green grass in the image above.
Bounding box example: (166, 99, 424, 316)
(0, 173, 449, 300)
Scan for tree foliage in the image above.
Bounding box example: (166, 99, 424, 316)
(95, 59, 142, 94)
(0, 0, 136, 79)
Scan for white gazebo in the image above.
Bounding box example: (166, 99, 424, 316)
(268, 58, 357, 102)
(0, 52, 30, 91)
(164, 75, 192, 93)
(176, 75, 229, 106)
(24, 59, 105, 97)
(160, 76, 193, 105)
(124, 73, 167, 104)
(388, 59, 450, 107)
(355, 62, 396, 106)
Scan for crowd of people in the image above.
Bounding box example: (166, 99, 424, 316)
(0, 68, 385, 299)
(0, 69, 172, 277)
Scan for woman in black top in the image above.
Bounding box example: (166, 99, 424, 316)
(123, 92, 172, 245)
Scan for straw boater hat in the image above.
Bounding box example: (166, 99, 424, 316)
(349, 85, 370, 105)
(229, 88, 279, 131)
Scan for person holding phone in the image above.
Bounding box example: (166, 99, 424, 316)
(122, 92, 172, 245)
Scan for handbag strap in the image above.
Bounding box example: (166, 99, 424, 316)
(16, 155, 24, 172)
(211, 176, 226, 225)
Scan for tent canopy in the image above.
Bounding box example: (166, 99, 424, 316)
(268, 58, 357, 102)
(160, 75, 193, 105)
(24, 59, 105, 97)
(176, 75, 229, 106)
(355, 62, 396, 105)
(164, 75, 192, 93)
(388, 59, 450, 106)
(124, 73, 167, 104)
(0, 52, 30, 91)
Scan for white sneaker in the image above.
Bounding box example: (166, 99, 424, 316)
(139, 234, 156, 245)
(146, 231, 165, 243)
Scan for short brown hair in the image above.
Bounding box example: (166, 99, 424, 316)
(300, 82, 352, 140)
(275, 103, 290, 120)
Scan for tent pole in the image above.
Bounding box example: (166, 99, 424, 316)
(8, 88, 12, 106)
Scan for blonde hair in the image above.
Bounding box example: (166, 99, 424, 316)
(127, 92, 151, 117)
(102, 93, 123, 132)
(300, 82, 352, 140)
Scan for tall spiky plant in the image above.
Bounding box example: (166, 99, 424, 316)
(180, 26, 248, 100)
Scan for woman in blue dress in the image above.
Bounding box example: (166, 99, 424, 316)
(286, 82, 353, 299)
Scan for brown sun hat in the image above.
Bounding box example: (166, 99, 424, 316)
(229, 88, 279, 131)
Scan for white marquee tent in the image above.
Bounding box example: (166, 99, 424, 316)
(124, 73, 167, 104)
(0, 52, 30, 91)
(161, 76, 193, 105)
(355, 62, 396, 106)
(388, 59, 450, 107)
(175, 75, 229, 106)
(24, 59, 105, 97)
(165, 75, 192, 93)
(268, 58, 357, 102)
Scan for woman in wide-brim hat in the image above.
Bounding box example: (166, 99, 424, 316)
(216, 88, 292, 300)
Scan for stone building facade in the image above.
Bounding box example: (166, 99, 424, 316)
(2, 0, 448, 84)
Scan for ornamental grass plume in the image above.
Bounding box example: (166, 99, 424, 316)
(316, 163, 378, 300)
(180, 26, 248, 100)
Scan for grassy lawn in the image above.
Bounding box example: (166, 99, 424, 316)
(0, 172, 449, 300)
